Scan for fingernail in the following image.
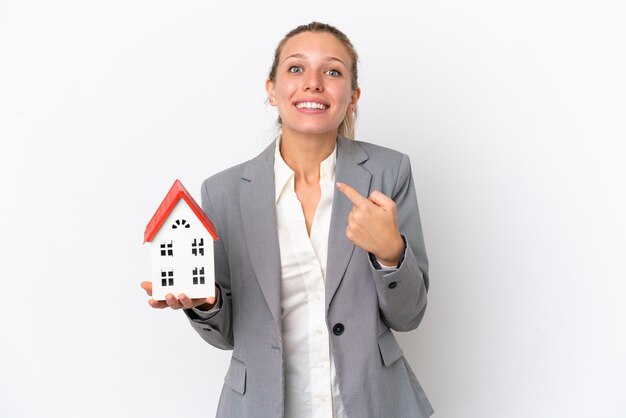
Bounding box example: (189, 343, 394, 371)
(336, 182, 342, 188)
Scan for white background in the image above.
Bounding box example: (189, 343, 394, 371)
(1, 1, 625, 417)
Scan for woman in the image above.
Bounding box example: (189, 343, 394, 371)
(142, 21, 433, 418)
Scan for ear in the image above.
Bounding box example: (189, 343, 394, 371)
(351, 87, 361, 106)
(347, 87, 361, 114)
(266, 79, 277, 106)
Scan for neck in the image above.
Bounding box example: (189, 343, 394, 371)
(279, 128, 337, 180)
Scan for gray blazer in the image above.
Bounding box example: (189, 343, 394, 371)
(185, 135, 433, 418)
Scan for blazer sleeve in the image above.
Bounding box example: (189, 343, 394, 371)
(183, 178, 234, 350)
(370, 153, 430, 332)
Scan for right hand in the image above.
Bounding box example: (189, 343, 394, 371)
(141, 281, 218, 311)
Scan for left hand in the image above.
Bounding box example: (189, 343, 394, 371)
(140, 281, 217, 311)
(337, 182, 404, 266)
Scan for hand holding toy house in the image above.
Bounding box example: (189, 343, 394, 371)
(144, 179, 218, 301)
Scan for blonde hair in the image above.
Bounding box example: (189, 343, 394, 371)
(268, 22, 359, 139)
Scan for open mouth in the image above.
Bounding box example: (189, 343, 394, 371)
(294, 101, 329, 110)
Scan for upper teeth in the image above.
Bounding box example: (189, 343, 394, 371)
(296, 102, 327, 110)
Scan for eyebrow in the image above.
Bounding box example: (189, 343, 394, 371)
(282, 53, 346, 66)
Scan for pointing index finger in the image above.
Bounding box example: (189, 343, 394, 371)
(337, 182, 368, 207)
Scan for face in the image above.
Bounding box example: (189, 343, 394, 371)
(266, 31, 360, 138)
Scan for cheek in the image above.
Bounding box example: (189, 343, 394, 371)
(333, 88, 353, 109)
(274, 79, 297, 97)
(335, 83, 354, 100)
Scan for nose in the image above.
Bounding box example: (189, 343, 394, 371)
(303, 72, 323, 92)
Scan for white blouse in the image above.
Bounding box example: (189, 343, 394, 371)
(273, 138, 346, 418)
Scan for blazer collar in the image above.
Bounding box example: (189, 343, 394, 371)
(239, 135, 372, 329)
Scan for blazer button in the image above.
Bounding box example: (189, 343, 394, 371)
(388, 281, 397, 289)
(332, 323, 345, 335)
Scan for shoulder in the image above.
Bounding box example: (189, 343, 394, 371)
(339, 135, 411, 172)
(202, 140, 275, 198)
(201, 160, 247, 197)
(352, 138, 408, 164)
(348, 137, 413, 187)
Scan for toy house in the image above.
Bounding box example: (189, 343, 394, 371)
(144, 179, 218, 301)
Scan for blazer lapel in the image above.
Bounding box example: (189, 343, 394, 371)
(326, 136, 371, 312)
(240, 140, 283, 331)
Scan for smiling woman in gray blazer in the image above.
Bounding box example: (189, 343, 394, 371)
(142, 21, 433, 418)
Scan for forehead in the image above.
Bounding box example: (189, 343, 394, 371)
(279, 31, 352, 65)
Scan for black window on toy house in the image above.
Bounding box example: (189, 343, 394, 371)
(192, 238, 204, 256)
(161, 270, 174, 286)
(172, 219, 190, 229)
(160, 241, 173, 256)
(192, 267, 205, 285)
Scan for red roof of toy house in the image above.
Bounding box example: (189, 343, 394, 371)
(144, 179, 218, 243)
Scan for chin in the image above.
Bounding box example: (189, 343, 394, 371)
(283, 123, 340, 137)
(291, 129, 337, 138)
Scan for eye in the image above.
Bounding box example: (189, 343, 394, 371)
(325, 69, 341, 77)
(288, 65, 303, 74)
